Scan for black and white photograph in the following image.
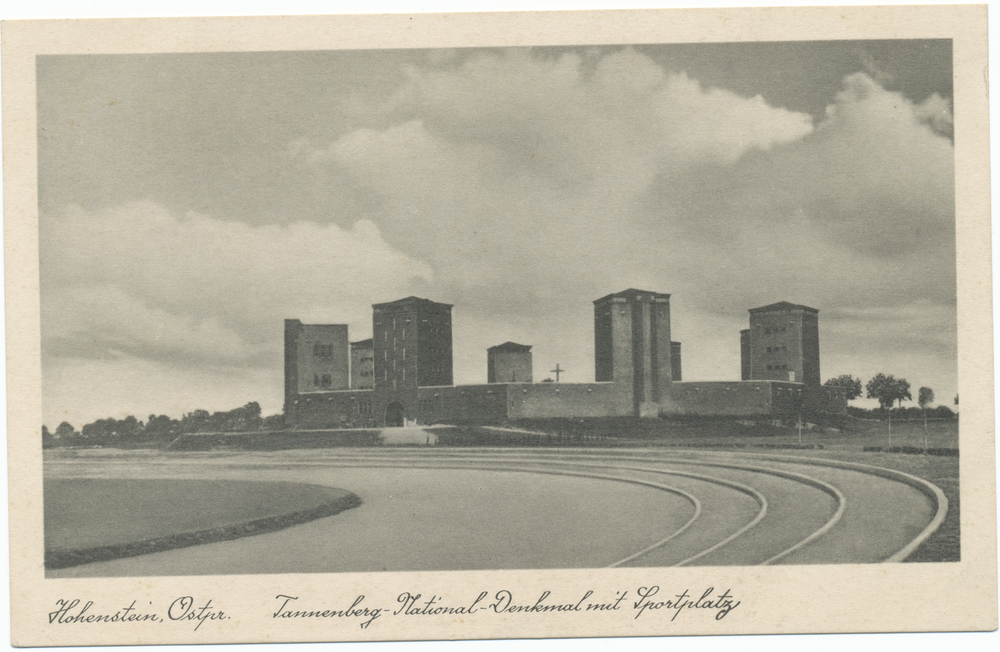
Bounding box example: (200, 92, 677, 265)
(4, 5, 996, 646)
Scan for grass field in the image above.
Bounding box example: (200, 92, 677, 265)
(45, 479, 360, 569)
(831, 418, 959, 450)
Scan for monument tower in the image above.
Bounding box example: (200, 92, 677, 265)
(371, 296, 453, 426)
(283, 320, 349, 426)
(594, 289, 673, 417)
(740, 301, 820, 385)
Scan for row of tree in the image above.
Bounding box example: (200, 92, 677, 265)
(824, 373, 957, 418)
(42, 402, 285, 448)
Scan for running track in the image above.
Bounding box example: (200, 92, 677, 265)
(44, 447, 947, 577)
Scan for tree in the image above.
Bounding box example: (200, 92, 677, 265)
(824, 375, 863, 401)
(866, 373, 911, 447)
(892, 378, 912, 410)
(117, 415, 142, 440)
(55, 421, 75, 439)
(82, 417, 116, 439)
(244, 401, 262, 420)
(181, 409, 212, 433)
(145, 414, 180, 440)
(225, 402, 263, 431)
(866, 373, 911, 410)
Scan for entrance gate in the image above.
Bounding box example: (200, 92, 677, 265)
(385, 402, 405, 427)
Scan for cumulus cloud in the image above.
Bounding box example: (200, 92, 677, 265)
(674, 71, 956, 310)
(302, 53, 952, 317)
(653, 70, 815, 165)
(41, 201, 433, 368)
(912, 92, 954, 135)
(386, 48, 814, 185)
(43, 285, 253, 365)
(299, 48, 817, 307)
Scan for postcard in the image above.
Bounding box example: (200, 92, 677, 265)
(3, 5, 996, 646)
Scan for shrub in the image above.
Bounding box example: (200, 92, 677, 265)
(934, 405, 956, 419)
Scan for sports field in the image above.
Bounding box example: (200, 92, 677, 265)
(44, 443, 952, 577)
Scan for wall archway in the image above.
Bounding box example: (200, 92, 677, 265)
(385, 402, 405, 427)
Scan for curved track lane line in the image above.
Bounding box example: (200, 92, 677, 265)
(192, 452, 843, 566)
(48, 459, 705, 571)
(386, 452, 846, 566)
(273, 449, 946, 563)
(301, 460, 706, 565)
(628, 457, 847, 566)
(299, 456, 776, 568)
(479, 459, 769, 568)
(597, 463, 834, 567)
(637, 469, 767, 567)
(603, 467, 762, 568)
(699, 451, 950, 562)
(384, 451, 843, 566)
(227, 455, 772, 568)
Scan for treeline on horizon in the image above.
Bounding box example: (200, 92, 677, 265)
(42, 402, 284, 449)
(823, 372, 957, 421)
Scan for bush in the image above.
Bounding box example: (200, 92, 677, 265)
(934, 405, 956, 419)
(926, 447, 960, 457)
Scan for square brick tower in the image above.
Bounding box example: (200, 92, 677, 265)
(284, 320, 350, 426)
(741, 302, 820, 385)
(487, 342, 533, 383)
(371, 296, 453, 426)
(594, 289, 673, 417)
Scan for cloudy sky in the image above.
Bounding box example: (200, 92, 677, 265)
(37, 40, 956, 428)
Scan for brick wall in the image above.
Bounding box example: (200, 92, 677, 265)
(417, 384, 509, 424)
(507, 382, 621, 418)
(294, 389, 376, 429)
(806, 384, 847, 415)
(291, 380, 846, 429)
(769, 382, 846, 416)
(662, 381, 774, 416)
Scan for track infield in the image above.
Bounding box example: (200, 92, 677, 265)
(45, 478, 360, 569)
